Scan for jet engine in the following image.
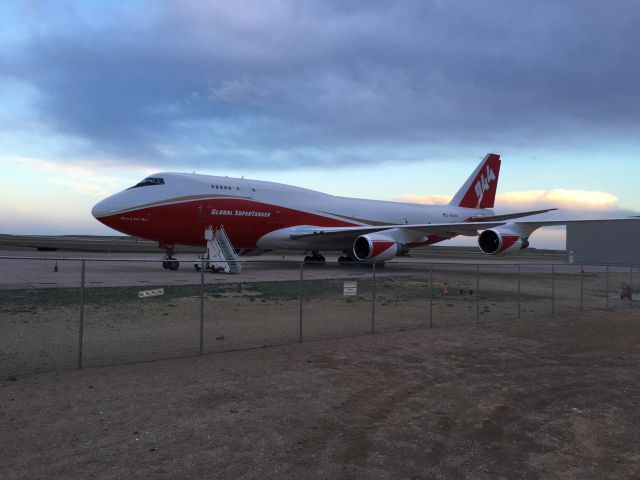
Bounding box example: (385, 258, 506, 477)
(353, 233, 403, 262)
(478, 228, 530, 255)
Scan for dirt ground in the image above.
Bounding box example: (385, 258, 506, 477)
(2, 309, 640, 479)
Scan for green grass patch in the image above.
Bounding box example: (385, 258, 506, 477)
(0, 284, 203, 313)
(0, 276, 550, 315)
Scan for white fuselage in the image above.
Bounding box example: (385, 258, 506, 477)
(92, 172, 493, 252)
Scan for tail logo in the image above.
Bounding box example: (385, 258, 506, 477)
(474, 166, 497, 201)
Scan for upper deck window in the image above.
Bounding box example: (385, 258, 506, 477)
(128, 177, 165, 189)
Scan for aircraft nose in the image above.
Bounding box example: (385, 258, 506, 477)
(91, 198, 113, 219)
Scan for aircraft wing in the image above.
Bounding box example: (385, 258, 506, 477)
(513, 217, 640, 231)
(516, 217, 640, 227)
(288, 216, 640, 243)
(288, 220, 509, 241)
(466, 208, 557, 222)
(289, 207, 558, 241)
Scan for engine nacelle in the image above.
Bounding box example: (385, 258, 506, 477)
(353, 233, 400, 262)
(478, 229, 530, 255)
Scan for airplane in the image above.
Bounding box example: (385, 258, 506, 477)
(90, 153, 579, 270)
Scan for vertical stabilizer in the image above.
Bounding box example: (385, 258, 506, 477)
(449, 153, 501, 209)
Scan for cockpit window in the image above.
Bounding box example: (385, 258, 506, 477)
(128, 177, 165, 189)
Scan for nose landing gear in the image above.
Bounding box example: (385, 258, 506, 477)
(162, 258, 179, 270)
(160, 243, 179, 270)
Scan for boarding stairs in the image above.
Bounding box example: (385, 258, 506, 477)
(204, 226, 241, 273)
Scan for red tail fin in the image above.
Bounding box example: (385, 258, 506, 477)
(449, 153, 501, 209)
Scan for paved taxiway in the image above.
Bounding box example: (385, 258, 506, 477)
(0, 249, 589, 290)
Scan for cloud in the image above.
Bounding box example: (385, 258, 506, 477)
(395, 189, 624, 213)
(0, 155, 95, 177)
(209, 80, 269, 102)
(0, 154, 158, 175)
(396, 188, 635, 249)
(1, 154, 157, 181)
(497, 189, 618, 210)
(48, 179, 111, 197)
(0, 201, 112, 235)
(0, 155, 159, 202)
(1, 1, 639, 169)
(394, 194, 452, 205)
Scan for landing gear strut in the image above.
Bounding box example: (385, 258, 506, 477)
(304, 250, 325, 265)
(161, 243, 179, 270)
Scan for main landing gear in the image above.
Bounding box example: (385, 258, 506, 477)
(301, 251, 385, 267)
(338, 251, 385, 268)
(304, 250, 326, 265)
(161, 243, 179, 270)
(338, 254, 355, 265)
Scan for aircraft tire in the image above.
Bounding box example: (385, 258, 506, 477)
(163, 259, 179, 270)
(338, 256, 354, 266)
(304, 255, 325, 266)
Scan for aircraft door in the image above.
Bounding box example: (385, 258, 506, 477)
(197, 204, 205, 222)
(237, 178, 254, 199)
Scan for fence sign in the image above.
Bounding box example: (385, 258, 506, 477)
(138, 288, 165, 299)
(343, 281, 357, 296)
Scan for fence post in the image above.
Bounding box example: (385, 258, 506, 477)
(78, 259, 85, 369)
(517, 264, 521, 319)
(551, 264, 555, 315)
(606, 266, 609, 310)
(199, 259, 205, 355)
(299, 262, 304, 343)
(476, 265, 480, 324)
(371, 263, 376, 334)
(580, 265, 584, 310)
(631, 266, 634, 309)
(429, 264, 433, 328)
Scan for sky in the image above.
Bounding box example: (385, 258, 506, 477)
(0, 0, 638, 248)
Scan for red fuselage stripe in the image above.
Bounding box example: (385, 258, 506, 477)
(98, 198, 357, 248)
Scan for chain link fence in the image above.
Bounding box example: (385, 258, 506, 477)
(1, 256, 637, 376)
